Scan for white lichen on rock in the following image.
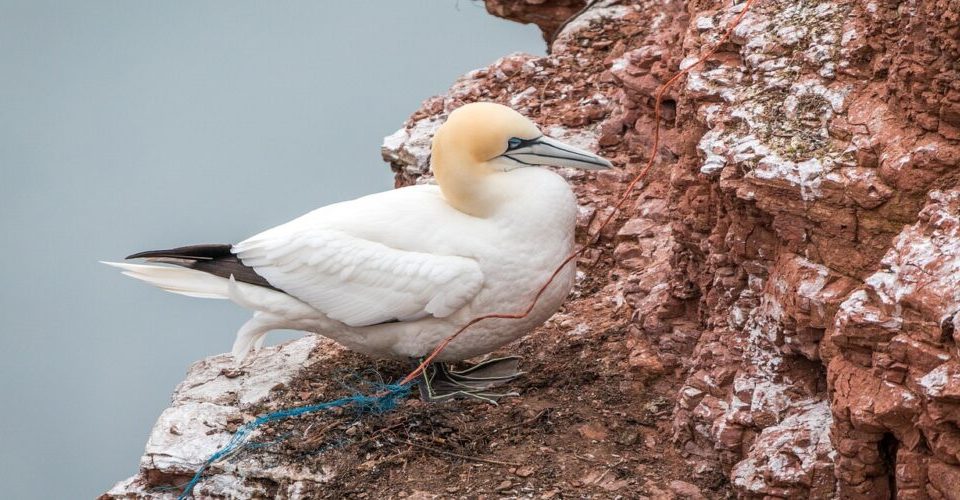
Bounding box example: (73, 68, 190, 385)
(731, 399, 835, 496)
(689, 0, 852, 202)
(106, 336, 327, 498)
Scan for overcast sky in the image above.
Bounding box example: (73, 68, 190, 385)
(0, 1, 543, 497)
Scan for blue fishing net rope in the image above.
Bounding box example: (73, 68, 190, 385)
(177, 382, 412, 500)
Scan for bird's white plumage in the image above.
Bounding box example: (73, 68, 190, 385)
(109, 102, 612, 363)
(233, 191, 485, 327)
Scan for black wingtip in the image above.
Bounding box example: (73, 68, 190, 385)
(125, 249, 201, 260)
(125, 250, 155, 260)
(125, 244, 234, 261)
(121, 243, 279, 291)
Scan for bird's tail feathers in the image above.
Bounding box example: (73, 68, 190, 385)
(101, 261, 230, 299)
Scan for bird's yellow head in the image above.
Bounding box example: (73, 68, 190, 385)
(430, 102, 612, 216)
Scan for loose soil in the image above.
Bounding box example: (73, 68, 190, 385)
(206, 274, 732, 499)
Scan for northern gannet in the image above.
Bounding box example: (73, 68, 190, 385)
(106, 102, 612, 401)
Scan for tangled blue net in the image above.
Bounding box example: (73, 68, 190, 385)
(177, 382, 412, 500)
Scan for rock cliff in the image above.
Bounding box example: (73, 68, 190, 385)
(107, 0, 960, 497)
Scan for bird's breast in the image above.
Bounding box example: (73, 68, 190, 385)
(471, 172, 578, 312)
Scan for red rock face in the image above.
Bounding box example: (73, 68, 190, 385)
(830, 189, 960, 498)
(484, 0, 588, 42)
(385, 0, 960, 496)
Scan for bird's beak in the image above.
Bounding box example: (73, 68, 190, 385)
(501, 135, 613, 170)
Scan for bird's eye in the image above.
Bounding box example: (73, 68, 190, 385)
(507, 137, 522, 150)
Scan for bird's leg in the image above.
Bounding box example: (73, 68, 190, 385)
(231, 315, 273, 364)
(415, 356, 524, 404)
(253, 335, 267, 351)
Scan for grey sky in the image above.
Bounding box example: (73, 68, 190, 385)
(0, 1, 542, 497)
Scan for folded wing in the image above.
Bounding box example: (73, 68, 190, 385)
(233, 228, 483, 327)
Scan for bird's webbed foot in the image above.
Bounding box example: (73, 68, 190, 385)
(416, 356, 524, 404)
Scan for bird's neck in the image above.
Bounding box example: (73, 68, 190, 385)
(431, 147, 501, 217)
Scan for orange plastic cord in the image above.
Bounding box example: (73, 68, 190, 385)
(397, 0, 757, 388)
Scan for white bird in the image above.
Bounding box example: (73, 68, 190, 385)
(105, 102, 612, 401)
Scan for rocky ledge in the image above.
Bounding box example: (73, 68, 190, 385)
(108, 0, 960, 498)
